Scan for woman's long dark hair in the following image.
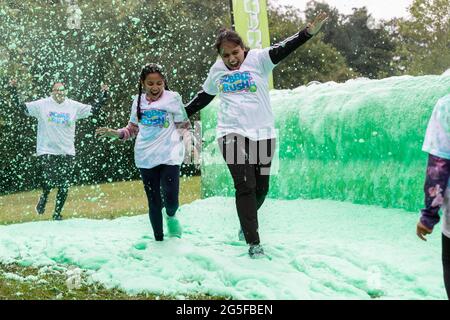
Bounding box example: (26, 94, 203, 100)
(137, 63, 170, 121)
(214, 28, 249, 54)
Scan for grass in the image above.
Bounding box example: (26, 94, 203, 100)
(0, 176, 229, 300)
(0, 176, 201, 224)
(0, 263, 226, 300)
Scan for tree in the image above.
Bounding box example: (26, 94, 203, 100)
(0, 0, 231, 194)
(268, 4, 356, 88)
(305, 1, 398, 79)
(394, 0, 450, 75)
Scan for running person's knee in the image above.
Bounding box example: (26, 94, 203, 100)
(235, 178, 256, 197)
(256, 183, 269, 198)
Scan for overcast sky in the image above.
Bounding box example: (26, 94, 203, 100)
(270, 0, 415, 20)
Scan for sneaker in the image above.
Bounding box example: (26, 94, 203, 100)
(166, 215, 182, 238)
(238, 228, 245, 241)
(52, 213, 63, 221)
(248, 244, 265, 259)
(35, 194, 48, 215)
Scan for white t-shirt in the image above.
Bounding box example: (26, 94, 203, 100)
(423, 94, 450, 237)
(130, 91, 188, 169)
(202, 48, 276, 141)
(422, 94, 450, 159)
(25, 97, 92, 156)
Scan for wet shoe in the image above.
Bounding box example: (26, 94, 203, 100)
(238, 228, 245, 241)
(248, 244, 265, 259)
(52, 213, 63, 221)
(35, 194, 48, 215)
(166, 215, 182, 238)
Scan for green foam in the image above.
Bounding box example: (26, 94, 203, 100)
(200, 75, 450, 211)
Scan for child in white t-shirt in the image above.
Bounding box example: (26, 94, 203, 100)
(417, 93, 450, 299)
(96, 64, 190, 241)
(185, 13, 328, 258)
(9, 80, 109, 220)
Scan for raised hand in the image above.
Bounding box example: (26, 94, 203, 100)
(9, 79, 17, 87)
(306, 12, 328, 35)
(101, 84, 109, 92)
(96, 127, 119, 139)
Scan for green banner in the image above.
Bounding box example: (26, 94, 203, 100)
(232, 0, 273, 88)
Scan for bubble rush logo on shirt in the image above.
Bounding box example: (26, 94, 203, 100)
(141, 109, 169, 128)
(48, 112, 71, 126)
(218, 71, 258, 94)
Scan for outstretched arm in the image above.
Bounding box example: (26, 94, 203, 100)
(417, 154, 450, 241)
(269, 12, 328, 65)
(185, 90, 215, 118)
(96, 122, 139, 141)
(91, 84, 109, 115)
(8, 80, 29, 116)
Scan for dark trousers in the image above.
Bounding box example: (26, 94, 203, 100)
(39, 154, 74, 214)
(218, 134, 275, 245)
(140, 165, 180, 241)
(443, 233, 450, 299)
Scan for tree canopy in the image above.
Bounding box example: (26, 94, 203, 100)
(0, 0, 448, 194)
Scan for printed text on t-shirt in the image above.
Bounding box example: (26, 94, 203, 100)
(140, 109, 169, 128)
(47, 112, 71, 126)
(218, 71, 258, 94)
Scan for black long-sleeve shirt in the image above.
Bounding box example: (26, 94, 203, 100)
(185, 28, 313, 118)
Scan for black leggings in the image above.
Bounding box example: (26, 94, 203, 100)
(140, 165, 180, 241)
(39, 154, 74, 214)
(443, 233, 450, 299)
(218, 134, 275, 245)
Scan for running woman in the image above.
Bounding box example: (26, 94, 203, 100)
(96, 64, 190, 241)
(185, 13, 328, 258)
(417, 92, 450, 299)
(9, 80, 109, 220)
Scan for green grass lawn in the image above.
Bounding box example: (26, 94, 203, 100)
(0, 176, 227, 300)
(0, 263, 222, 300)
(0, 176, 201, 224)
